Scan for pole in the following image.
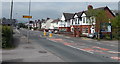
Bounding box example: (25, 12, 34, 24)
(10, 0, 13, 45)
(10, 0, 13, 20)
(27, 0, 31, 43)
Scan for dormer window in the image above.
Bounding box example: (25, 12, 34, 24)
(75, 18, 77, 24)
(72, 19, 73, 25)
(78, 19, 80, 24)
(83, 17, 85, 23)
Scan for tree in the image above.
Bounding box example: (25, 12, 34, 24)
(111, 15, 120, 39)
(86, 8, 110, 39)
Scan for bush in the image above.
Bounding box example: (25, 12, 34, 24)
(104, 34, 111, 40)
(2, 26, 13, 48)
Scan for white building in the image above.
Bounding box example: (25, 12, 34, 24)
(59, 13, 74, 32)
(50, 19, 60, 29)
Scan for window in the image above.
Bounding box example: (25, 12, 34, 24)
(86, 18, 90, 24)
(82, 28, 88, 33)
(72, 19, 73, 25)
(78, 19, 80, 24)
(75, 19, 77, 24)
(91, 17, 94, 23)
(83, 17, 85, 23)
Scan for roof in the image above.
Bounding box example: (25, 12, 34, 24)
(51, 19, 60, 23)
(63, 13, 74, 20)
(83, 6, 115, 17)
(75, 12, 83, 17)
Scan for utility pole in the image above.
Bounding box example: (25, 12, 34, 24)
(27, 0, 31, 43)
(10, 0, 13, 44)
(10, 0, 13, 20)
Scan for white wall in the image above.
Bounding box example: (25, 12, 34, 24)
(45, 19, 53, 29)
(59, 14, 70, 27)
(41, 22, 46, 29)
(50, 22, 59, 29)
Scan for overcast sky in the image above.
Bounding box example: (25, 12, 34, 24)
(2, 2, 118, 22)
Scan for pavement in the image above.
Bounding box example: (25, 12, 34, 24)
(1, 29, 64, 62)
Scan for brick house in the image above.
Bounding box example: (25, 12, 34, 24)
(70, 5, 115, 36)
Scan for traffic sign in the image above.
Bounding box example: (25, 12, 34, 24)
(23, 15, 32, 18)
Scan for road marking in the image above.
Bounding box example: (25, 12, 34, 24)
(63, 43, 74, 45)
(66, 45, 94, 54)
(92, 46, 110, 51)
(65, 36, 70, 38)
(108, 51, 120, 54)
(110, 56, 120, 61)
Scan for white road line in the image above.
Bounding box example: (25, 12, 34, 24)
(66, 45, 94, 54)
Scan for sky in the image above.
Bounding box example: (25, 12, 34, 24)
(1, 2, 118, 23)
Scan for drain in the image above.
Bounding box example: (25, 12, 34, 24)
(24, 46, 35, 49)
(38, 51, 47, 53)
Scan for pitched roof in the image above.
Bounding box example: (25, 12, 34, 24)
(51, 19, 60, 23)
(83, 6, 115, 17)
(63, 13, 74, 20)
(75, 12, 83, 17)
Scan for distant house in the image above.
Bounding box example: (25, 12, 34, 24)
(2, 17, 17, 26)
(41, 19, 46, 29)
(59, 13, 74, 32)
(50, 18, 60, 30)
(41, 18, 54, 29)
(70, 5, 115, 36)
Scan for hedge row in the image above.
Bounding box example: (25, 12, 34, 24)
(2, 26, 13, 48)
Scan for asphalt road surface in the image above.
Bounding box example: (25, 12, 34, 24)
(18, 28, 119, 63)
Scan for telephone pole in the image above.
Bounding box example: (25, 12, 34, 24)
(10, 0, 13, 20)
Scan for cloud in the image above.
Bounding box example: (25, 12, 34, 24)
(1, 0, 120, 2)
(1, 2, 118, 22)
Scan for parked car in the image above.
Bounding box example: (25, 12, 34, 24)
(87, 33, 96, 38)
(53, 29, 59, 34)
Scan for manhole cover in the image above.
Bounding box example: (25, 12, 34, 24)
(38, 51, 47, 53)
(24, 46, 35, 49)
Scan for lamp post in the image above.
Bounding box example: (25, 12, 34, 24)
(27, 0, 31, 43)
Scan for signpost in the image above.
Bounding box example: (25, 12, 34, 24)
(23, 15, 32, 18)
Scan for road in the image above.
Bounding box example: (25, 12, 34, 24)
(18, 28, 119, 62)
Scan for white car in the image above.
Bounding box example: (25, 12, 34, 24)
(87, 33, 95, 38)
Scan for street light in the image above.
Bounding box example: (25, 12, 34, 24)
(27, 0, 31, 43)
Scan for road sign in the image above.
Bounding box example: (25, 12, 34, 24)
(23, 15, 32, 18)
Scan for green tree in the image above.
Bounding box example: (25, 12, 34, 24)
(87, 9, 109, 33)
(111, 15, 120, 39)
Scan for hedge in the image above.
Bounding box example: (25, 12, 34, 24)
(2, 26, 13, 48)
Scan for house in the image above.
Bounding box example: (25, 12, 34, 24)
(50, 18, 60, 30)
(59, 13, 74, 32)
(70, 5, 115, 36)
(41, 19, 46, 29)
(36, 19, 42, 29)
(41, 18, 54, 29)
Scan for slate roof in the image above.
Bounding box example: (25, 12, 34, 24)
(75, 12, 83, 17)
(63, 13, 74, 20)
(51, 19, 60, 23)
(83, 6, 115, 17)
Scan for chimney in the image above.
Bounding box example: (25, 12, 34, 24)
(88, 5, 93, 10)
